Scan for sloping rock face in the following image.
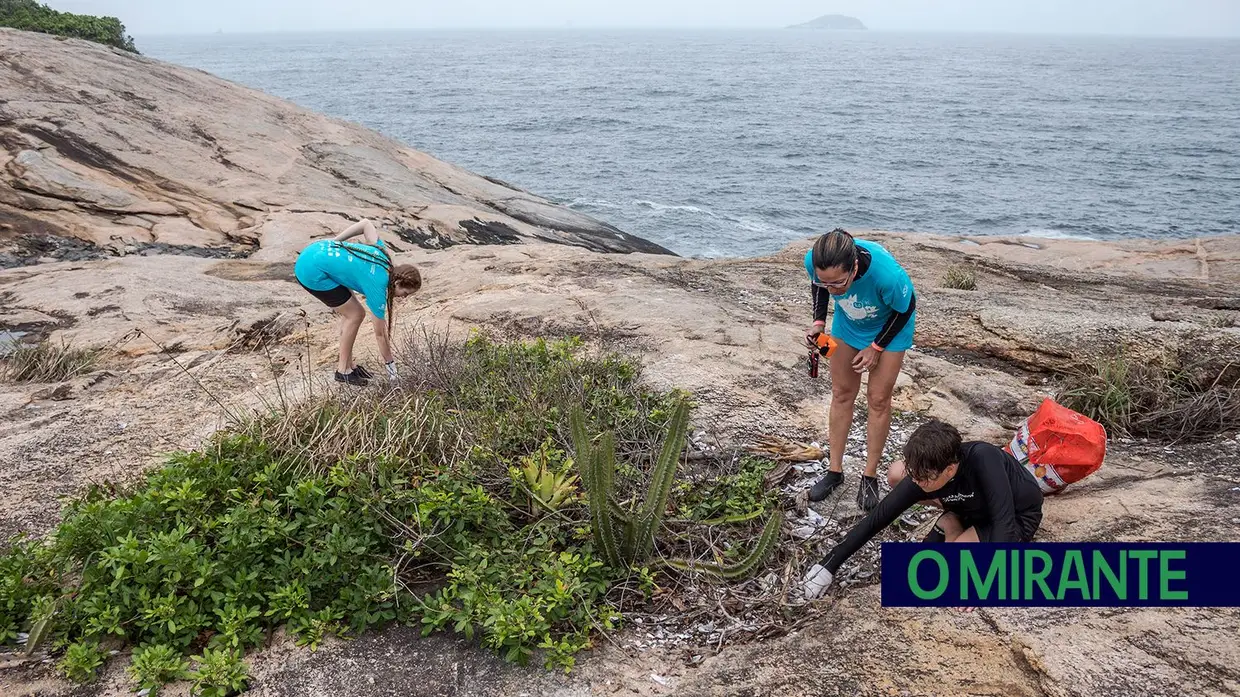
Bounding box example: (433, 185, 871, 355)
(0, 28, 672, 267)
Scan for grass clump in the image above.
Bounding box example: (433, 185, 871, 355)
(2, 339, 99, 383)
(1059, 348, 1240, 442)
(0, 332, 781, 682)
(942, 264, 977, 291)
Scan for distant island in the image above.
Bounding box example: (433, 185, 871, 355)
(787, 14, 867, 31)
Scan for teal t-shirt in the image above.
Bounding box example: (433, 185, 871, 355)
(294, 239, 391, 319)
(804, 239, 916, 351)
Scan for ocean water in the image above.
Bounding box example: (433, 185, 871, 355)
(142, 30, 1240, 257)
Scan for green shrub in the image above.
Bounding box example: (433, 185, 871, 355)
(0, 0, 138, 52)
(0, 334, 777, 676)
(675, 457, 780, 523)
(57, 638, 106, 683)
(418, 532, 626, 670)
(189, 647, 248, 697)
(128, 643, 191, 695)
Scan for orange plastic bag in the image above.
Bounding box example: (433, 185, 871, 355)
(1004, 399, 1107, 495)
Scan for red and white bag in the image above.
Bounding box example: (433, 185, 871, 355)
(1005, 399, 1107, 495)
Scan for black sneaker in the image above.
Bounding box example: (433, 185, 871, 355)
(808, 470, 845, 502)
(857, 475, 881, 512)
(334, 370, 369, 387)
(352, 364, 374, 380)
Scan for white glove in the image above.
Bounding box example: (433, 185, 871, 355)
(385, 360, 398, 381)
(803, 563, 834, 600)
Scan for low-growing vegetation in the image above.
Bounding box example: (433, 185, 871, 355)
(0, 0, 138, 52)
(1, 339, 100, 383)
(1059, 346, 1240, 442)
(0, 333, 784, 692)
(942, 263, 978, 291)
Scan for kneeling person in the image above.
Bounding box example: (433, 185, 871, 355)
(803, 419, 1043, 598)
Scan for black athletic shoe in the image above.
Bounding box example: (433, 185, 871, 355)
(334, 370, 369, 387)
(808, 470, 845, 502)
(352, 364, 374, 380)
(857, 475, 881, 512)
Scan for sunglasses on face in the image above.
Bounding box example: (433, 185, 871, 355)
(812, 278, 851, 290)
(812, 260, 858, 290)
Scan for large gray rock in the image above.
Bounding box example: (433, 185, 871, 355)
(0, 28, 672, 265)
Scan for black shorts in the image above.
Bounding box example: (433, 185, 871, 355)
(970, 509, 1042, 543)
(298, 280, 352, 308)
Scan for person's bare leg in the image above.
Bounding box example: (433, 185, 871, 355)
(827, 343, 861, 473)
(886, 459, 906, 490)
(941, 516, 981, 612)
(949, 526, 980, 543)
(863, 350, 906, 478)
(334, 298, 365, 374)
(889, 460, 945, 510)
(936, 512, 966, 541)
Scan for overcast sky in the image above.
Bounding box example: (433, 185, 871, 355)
(51, 0, 1240, 37)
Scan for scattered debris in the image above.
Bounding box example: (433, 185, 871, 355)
(749, 434, 826, 462)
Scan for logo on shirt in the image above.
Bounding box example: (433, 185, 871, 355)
(941, 492, 975, 503)
(837, 294, 880, 321)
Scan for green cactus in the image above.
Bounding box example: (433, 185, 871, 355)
(661, 508, 784, 580)
(569, 399, 690, 569)
(570, 399, 781, 581)
(571, 412, 623, 567)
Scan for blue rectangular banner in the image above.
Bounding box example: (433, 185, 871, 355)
(880, 542, 1240, 607)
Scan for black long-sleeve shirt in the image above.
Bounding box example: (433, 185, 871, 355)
(818, 442, 1044, 573)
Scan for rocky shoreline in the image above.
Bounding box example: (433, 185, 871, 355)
(2, 26, 1239, 697)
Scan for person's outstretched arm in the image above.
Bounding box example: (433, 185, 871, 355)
(334, 219, 379, 245)
(371, 314, 394, 366)
(804, 478, 922, 598)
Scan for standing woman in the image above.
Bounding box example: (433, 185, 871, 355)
(804, 229, 916, 511)
(294, 219, 422, 385)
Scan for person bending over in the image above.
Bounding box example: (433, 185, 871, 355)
(803, 419, 1043, 598)
(293, 219, 422, 386)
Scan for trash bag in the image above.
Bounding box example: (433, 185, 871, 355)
(1004, 399, 1107, 495)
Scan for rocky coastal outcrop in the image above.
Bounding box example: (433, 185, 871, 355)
(0, 28, 672, 268)
(2, 26, 1238, 697)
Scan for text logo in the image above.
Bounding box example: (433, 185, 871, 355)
(880, 543, 1238, 607)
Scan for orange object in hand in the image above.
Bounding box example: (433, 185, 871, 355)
(806, 333, 839, 379)
(815, 333, 838, 357)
